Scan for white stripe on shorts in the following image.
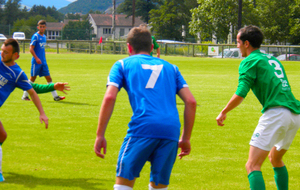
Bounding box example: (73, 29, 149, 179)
(117, 137, 131, 176)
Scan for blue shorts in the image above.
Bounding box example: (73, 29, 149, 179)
(116, 137, 178, 185)
(31, 63, 50, 77)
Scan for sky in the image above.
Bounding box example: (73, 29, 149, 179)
(20, 0, 77, 9)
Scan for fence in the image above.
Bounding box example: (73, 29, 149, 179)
(10, 39, 300, 61)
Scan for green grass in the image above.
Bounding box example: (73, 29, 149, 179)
(1, 53, 300, 189)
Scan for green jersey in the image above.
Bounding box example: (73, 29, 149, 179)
(150, 36, 159, 56)
(235, 49, 300, 113)
(31, 83, 55, 94)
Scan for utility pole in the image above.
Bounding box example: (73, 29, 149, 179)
(132, 0, 135, 27)
(112, 0, 116, 40)
(238, 0, 242, 30)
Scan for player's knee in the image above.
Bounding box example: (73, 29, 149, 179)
(113, 184, 133, 190)
(149, 184, 168, 190)
(0, 132, 7, 143)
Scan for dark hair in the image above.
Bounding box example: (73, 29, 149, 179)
(38, 20, 47, 26)
(238, 25, 264, 48)
(3, 38, 20, 54)
(127, 27, 152, 53)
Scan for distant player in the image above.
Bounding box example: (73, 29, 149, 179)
(216, 25, 300, 190)
(0, 38, 49, 181)
(22, 20, 65, 101)
(94, 26, 197, 190)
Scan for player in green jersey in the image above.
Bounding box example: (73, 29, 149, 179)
(216, 25, 300, 190)
(31, 82, 70, 95)
(150, 36, 160, 58)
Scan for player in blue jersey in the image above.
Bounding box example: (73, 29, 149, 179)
(94, 26, 197, 190)
(22, 20, 65, 101)
(0, 39, 49, 182)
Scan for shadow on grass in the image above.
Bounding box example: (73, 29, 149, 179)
(4, 172, 111, 189)
(48, 101, 98, 106)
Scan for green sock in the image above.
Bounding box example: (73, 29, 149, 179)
(274, 166, 288, 190)
(248, 171, 265, 190)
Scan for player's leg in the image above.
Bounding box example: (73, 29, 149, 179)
(22, 63, 39, 101)
(268, 111, 300, 190)
(44, 75, 65, 101)
(246, 146, 269, 190)
(114, 177, 136, 190)
(269, 147, 288, 190)
(148, 139, 178, 190)
(0, 121, 7, 182)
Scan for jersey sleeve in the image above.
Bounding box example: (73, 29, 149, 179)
(16, 71, 32, 91)
(107, 60, 124, 90)
(174, 65, 188, 93)
(32, 83, 55, 94)
(235, 60, 257, 98)
(30, 34, 38, 46)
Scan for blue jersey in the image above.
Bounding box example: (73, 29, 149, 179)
(107, 54, 188, 141)
(0, 61, 32, 107)
(30, 32, 47, 64)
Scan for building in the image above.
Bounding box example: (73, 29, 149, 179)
(46, 22, 65, 40)
(88, 14, 145, 40)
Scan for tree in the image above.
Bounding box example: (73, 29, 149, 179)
(257, 0, 294, 44)
(3, 0, 21, 25)
(62, 20, 94, 40)
(117, 0, 162, 23)
(149, 0, 197, 41)
(289, 0, 300, 45)
(189, 0, 259, 43)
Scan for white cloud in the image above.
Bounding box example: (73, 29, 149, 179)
(66, 0, 77, 2)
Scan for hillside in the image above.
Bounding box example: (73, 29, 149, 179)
(58, 0, 124, 14)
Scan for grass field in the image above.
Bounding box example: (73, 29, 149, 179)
(1, 53, 300, 190)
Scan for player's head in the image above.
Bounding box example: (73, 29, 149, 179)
(1, 38, 20, 63)
(238, 25, 264, 48)
(37, 20, 47, 34)
(127, 27, 152, 55)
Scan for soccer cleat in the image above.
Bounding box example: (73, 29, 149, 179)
(0, 173, 5, 182)
(54, 96, 65, 101)
(21, 96, 31, 101)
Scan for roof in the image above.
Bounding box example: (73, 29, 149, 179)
(89, 14, 144, 27)
(47, 22, 65, 31)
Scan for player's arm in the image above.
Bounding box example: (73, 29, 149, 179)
(216, 94, 244, 126)
(94, 85, 119, 159)
(177, 87, 197, 159)
(156, 47, 160, 58)
(27, 88, 49, 129)
(29, 45, 41, 64)
(32, 82, 70, 94)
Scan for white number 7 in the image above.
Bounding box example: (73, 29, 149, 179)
(141, 64, 163, 88)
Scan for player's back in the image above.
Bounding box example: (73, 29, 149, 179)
(109, 54, 187, 141)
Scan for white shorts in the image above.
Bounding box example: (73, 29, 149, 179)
(250, 107, 300, 151)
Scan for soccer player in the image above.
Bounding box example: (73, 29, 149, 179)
(94, 27, 196, 190)
(0, 38, 49, 181)
(22, 20, 65, 101)
(216, 25, 300, 190)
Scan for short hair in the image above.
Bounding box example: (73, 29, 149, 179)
(38, 20, 47, 26)
(127, 27, 152, 53)
(238, 25, 264, 48)
(3, 38, 20, 54)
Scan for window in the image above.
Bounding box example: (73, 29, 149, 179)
(103, 28, 111, 34)
(120, 28, 125, 36)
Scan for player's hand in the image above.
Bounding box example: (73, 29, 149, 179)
(216, 112, 226, 126)
(54, 82, 70, 94)
(36, 58, 42, 64)
(94, 136, 107, 158)
(178, 139, 191, 159)
(40, 113, 49, 129)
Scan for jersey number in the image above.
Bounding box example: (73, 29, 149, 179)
(141, 64, 163, 88)
(268, 60, 284, 78)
